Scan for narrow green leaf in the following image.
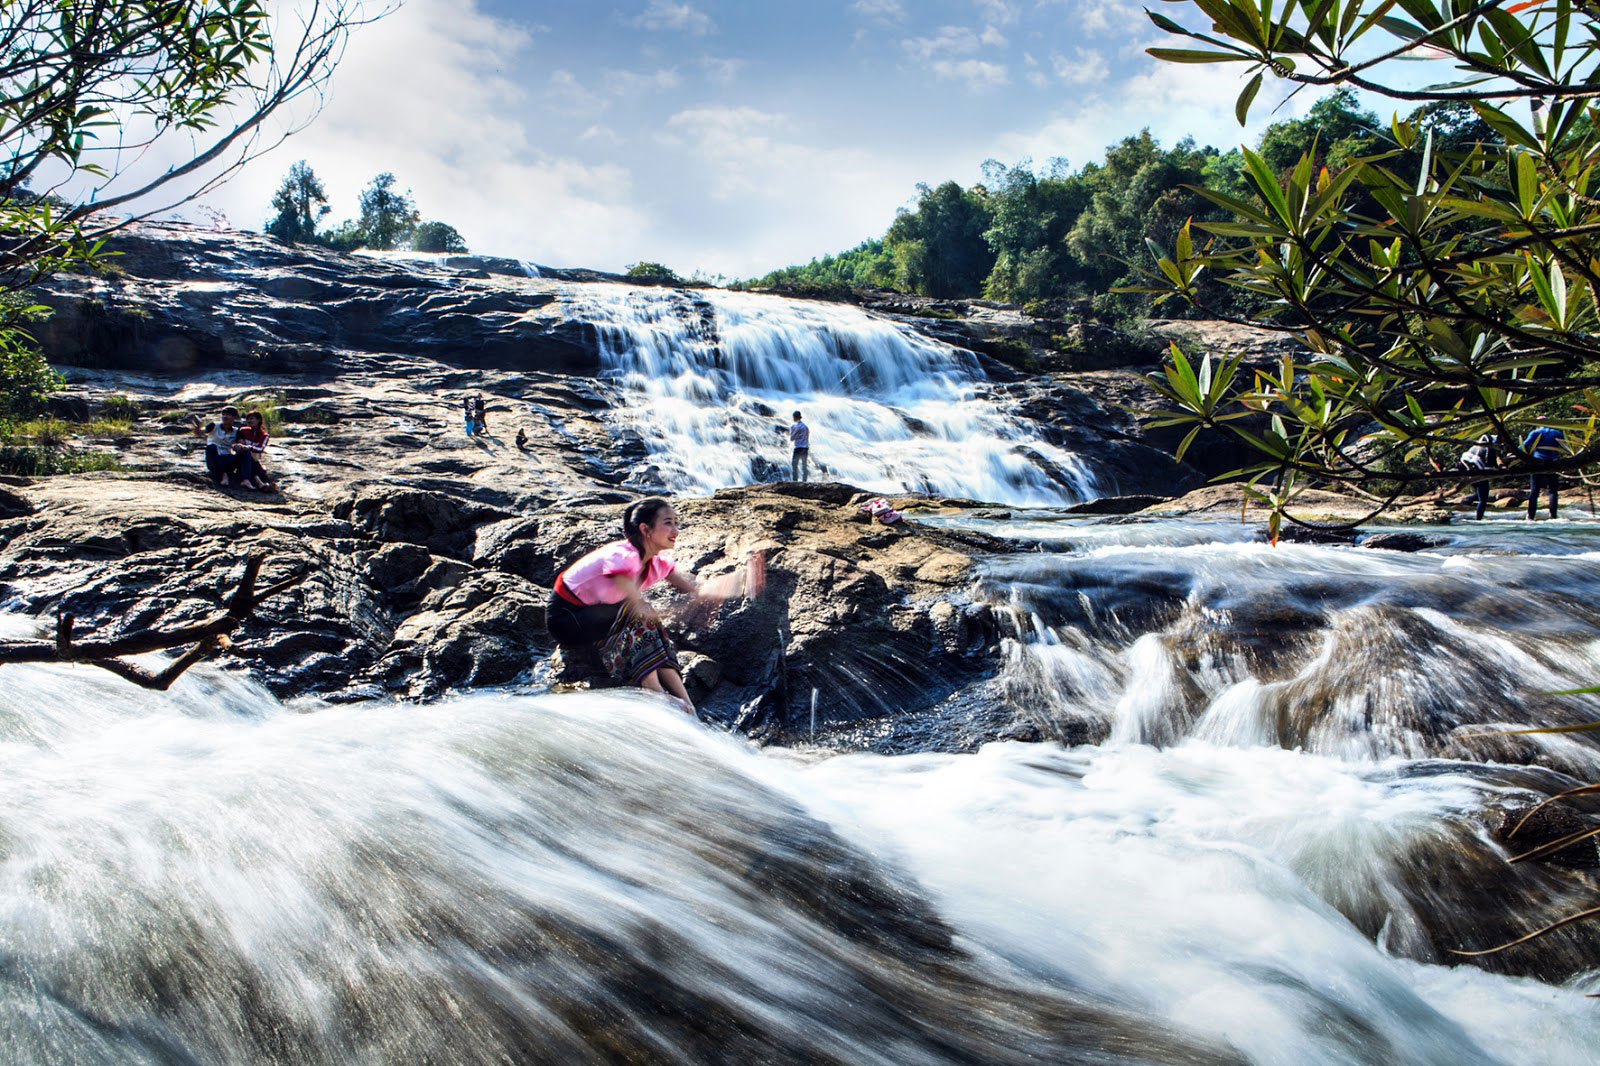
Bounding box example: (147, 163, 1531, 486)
(1236, 71, 1263, 126)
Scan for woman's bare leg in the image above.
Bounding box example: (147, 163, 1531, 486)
(640, 667, 695, 715)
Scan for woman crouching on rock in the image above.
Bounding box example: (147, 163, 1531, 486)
(546, 498, 763, 716)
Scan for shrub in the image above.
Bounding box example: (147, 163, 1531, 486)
(625, 261, 681, 282)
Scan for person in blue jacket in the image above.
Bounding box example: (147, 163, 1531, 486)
(1521, 418, 1567, 519)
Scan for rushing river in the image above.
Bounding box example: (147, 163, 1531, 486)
(562, 284, 1099, 504)
(5, 515, 1600, 1065)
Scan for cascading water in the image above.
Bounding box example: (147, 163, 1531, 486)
(561, 284, 1099, 504)
(966, 514, 1600, 776)
(4, 656, 1600, 1065)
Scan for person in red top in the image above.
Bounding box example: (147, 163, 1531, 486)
(232, 410, 275, 492)
(546, 498, 764, 715)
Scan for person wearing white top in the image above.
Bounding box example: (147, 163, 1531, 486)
(190, 405, 242, 486)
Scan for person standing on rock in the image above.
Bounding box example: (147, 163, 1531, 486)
(784, 410, 811, 481)
(463, 394, 477, 435)
(545, 498, 764, 716)
(191, 405, 242, 486)
(474, 394, 488, 435)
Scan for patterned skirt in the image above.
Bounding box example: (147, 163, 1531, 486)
(599, 606, 678, 686)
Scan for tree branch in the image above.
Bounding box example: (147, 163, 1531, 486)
(0, 554, 307, 689)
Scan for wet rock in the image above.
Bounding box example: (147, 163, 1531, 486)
(335, 486, 514, 559)
(1360, 531, 1450, 553)
(1063, 494, 1169, 515)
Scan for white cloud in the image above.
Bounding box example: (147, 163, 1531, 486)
(975, 0, 1020, 25)
(606, 67, 683, 94)
(853, 0, 906, 20)
(1050, 49, 1109, 86)
(980, 25, 1008, 47)
(992, 59, 1303, 169)
(931, 58, 1009, 92)
(630, 1, 716, 35)
(902, 26, 982, 61)
(1073, 0, 1145, 36)
(660, 105, 931, 275)
(580, 125, 624, 144)
(699, 55, 746, 84)
(548, 69, 609, 112)
(159, 0, 656, 269)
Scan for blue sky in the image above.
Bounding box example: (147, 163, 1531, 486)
(182, 0, 1320, 278)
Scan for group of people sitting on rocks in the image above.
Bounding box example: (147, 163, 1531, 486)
(1457, 417, 1568, 520)
(191, 406, 275, 492)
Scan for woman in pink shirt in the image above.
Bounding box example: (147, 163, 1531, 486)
(547, 498, 762, 715)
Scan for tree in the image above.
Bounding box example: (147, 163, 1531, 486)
(625, 262, 681, 282)
(265, 161, 331, 244)
(357, 172, 418, 251)
(884, 181, 995, 298)
(410, 221, 469, 253)
(0, 1, 381, 415)
(1140, 0, 1600, 529)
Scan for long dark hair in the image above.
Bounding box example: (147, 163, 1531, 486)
(622, 497, 672, 552)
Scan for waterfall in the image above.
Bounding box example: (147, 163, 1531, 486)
(561, 284, 1099, 504)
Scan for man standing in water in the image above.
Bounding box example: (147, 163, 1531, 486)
(786, 410, 810, 481)
(1522, 417, 1567, 519)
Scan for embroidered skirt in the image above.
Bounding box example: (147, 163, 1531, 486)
(599, 606, 678, 686)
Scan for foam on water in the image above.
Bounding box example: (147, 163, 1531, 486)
(2, 654, 1596, 1065)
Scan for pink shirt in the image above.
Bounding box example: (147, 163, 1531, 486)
(560, 540, 675, 605)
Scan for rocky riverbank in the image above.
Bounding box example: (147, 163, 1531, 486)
(0, 221, 1492, 742)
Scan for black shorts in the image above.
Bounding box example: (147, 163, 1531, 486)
(545, 591, 622, 647)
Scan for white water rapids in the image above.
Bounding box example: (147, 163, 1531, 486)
(562, 284, 1099, 504)
(6, 510, 1600, 1066)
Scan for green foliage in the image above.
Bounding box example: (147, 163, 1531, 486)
(0, 2, 368, 447)
(1141, 0, 1600, 523)
(230, 390, 285, 433)
(747, 239, 897, 291)
(625, 261, 682, 282)
(101, 394, 139, 421)
(0, 445, 121, 477)
(410, 221, 468, 253)
(0, 295, 60, 420)
(884, 181, 995, 298)
(357, 172, 418, 251)
(318, 219, 367, 252)
(265, 160, 330, 244)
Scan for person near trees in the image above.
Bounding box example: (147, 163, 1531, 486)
(191, 405, 242, 486)
(1521, 419, 1567, 520)
(545, 498, 764, 716)
(783, 410, 811, 481)
(233, 410, 275, 492)
(1457, 433, 1501, 521)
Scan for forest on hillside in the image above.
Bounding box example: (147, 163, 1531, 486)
(744, 90, 1494, 320)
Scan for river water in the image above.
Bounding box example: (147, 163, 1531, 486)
(4, 514, 1600, 1064)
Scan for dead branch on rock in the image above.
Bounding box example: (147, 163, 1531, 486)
(0, 555, 307, 690)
